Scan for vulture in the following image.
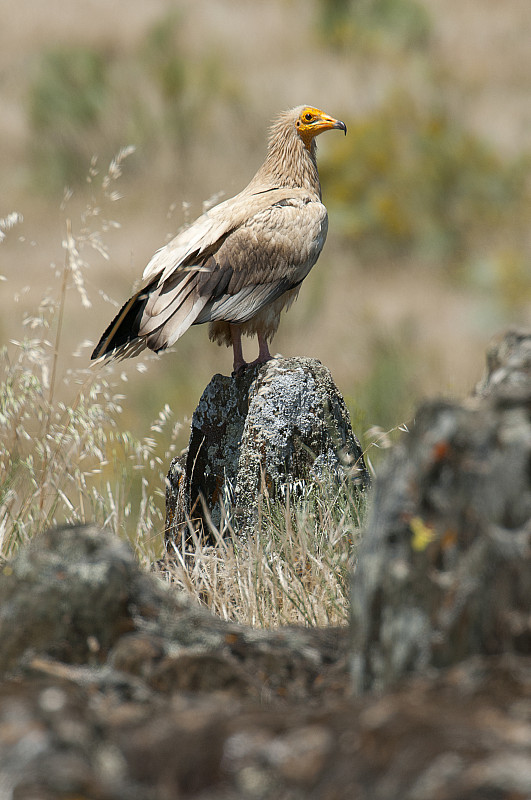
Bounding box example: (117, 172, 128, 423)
(92, 105, 347, 372)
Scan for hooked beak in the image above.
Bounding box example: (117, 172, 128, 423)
(314, 113, 347, 136)
(333, 119, 347, 135)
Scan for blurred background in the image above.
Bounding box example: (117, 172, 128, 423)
(2, 0, 531, 455)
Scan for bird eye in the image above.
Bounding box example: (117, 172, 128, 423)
(304, 113, 313, 122)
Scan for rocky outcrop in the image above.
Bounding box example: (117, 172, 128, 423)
(165, 356, 369, 546)
(351, 328, 531, 693)
(1, 524, 530, 800)
(475, 326, 531, 398)
(1, 331, 531, 798)
(0, 524, 347, 702)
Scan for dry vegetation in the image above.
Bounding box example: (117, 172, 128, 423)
(1, 0, 531, 624)
(162, 479, 364, 626)
(0, 155, 365, 626)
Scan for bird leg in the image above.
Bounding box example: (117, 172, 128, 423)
(231, 326, 273, 374)
(249, 330, 272, 367)
(230, 324, 247, 374)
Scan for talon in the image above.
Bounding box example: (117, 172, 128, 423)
(232, 362, 248, 377)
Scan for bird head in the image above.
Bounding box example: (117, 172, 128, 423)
(294, 106, 347, 150)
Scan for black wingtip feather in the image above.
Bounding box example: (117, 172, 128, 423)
(91, 285, 153, 360)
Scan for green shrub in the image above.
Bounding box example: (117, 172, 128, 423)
(29, 47, 110, 188)
(322, 92, 531, 267)
(359, 330, 416, 430)
(140, 9, 239, 150)
(317, 0, 431, 50)
(142, 9, 186, 103)
(26, 12, 238, 193)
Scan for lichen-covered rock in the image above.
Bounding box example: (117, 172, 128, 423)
(1, 648, 530, 799)
(0, 524, 140, 670)
(165, 356, 369, 545)
(0, 524, 350, 700)
(351, 330, 531, 693)
(0, 475, 530, 797)
(475, 326, 531, 399)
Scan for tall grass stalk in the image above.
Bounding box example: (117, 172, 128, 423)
(1, 149, 366, 628)
(0, 150, 176, 564)
(162, 478, 364, 627)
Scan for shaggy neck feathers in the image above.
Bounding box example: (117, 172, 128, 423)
(250, 110, 321, 198)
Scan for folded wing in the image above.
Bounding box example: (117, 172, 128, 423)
(91, 190, 327, 360)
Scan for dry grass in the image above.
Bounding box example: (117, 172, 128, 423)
(4, 1, 529, 625)
(0, 153, 366, 627)
(0, 152, 174, 563)
(161, 480, 365, 627)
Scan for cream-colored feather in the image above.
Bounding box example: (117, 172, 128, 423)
(92, 105, 346, 370)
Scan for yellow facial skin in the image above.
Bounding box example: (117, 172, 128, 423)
(295, 106, 347, 149)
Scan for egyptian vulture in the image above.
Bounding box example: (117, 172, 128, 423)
(92, 105, 346, 372)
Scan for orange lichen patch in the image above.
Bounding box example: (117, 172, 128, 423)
(211, 474, 224, 507)
(441, 528, 458, 550)
(432, 440, 451, 461)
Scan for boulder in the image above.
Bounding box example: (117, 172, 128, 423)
(0, 524, 530, 799)
(0, 524, 348, 702)
(475, 326, 531, 398)
(351, 329, 531, 693)
(2, 332, 531, 798)
(0, 524, 139, 671)
(165, 356, 369, 547)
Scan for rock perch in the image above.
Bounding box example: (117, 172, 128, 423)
(165, 356, 369, 548)
(351, 328, 531, 693)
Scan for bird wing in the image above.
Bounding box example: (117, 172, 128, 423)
(141, 186, 306, 284)
(92, 188, 327, 357)
(194, 196, 328, 325)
